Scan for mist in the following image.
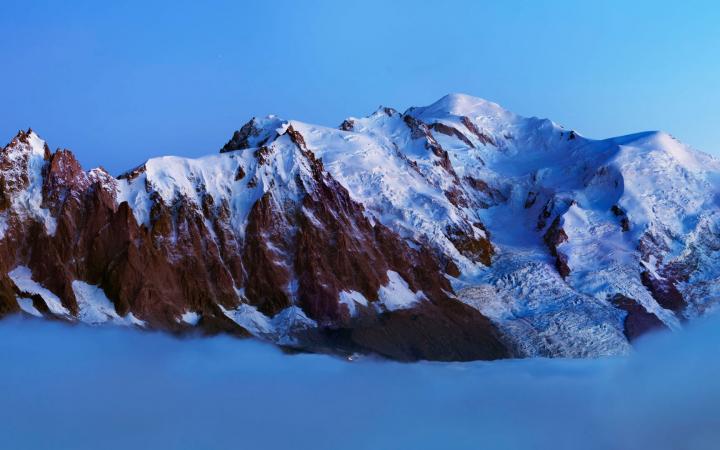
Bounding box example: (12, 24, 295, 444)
(1, 315, 719, 450)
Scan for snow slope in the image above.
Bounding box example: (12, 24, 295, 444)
(4, 94, 720, 358)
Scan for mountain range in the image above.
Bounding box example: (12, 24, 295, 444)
(1, 93, 718, 361)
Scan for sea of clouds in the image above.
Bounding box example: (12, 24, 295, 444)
(1, 314, 719, 450)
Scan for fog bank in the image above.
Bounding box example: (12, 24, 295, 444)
(1, 315, 719, 450)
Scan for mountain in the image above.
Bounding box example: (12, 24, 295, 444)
(1, 94, 718, 361)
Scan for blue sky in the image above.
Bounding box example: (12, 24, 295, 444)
(1, 0, 719, 173)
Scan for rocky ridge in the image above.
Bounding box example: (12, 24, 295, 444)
(1, 94, 718, 360)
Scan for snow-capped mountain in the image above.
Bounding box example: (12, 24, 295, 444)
(1, 94, 718, 360)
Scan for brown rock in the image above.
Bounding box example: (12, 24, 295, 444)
(429, 122, 474, 148)
(221, 118, 258, 152)
(446, 225, 494, 266)
(339, 119, 355, 131)
(611, 294, 668, 342)
(611, 205, 630, 232)
(0, 130, 510, 361)
(640, 270, 686, 314)
(544, 216, 570, 278)
(445, 260, 461, 278)
(460, 116, 496, 146)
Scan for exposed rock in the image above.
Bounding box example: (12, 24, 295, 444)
(611, 204, 630, 232)
(445, 260, 461, 278)
(0, 273, 19, 317)
(234, 165, 246, 181)
(402, 115, 458, 177)
(460, 116, 495, 146)
(464, 176, 506, 206)
(611, 294, 668, 342)
(3, 92, 719, 362)
(221, 118, 258, 152)
(42, 149, 91, 213)
(339, 119, 354, 131)
(429, 122, 474, 148)
(554, 252, 571, 279)
(537, 199, 554, 230)
(447, 225, 494, 266)
(640, 270, 686, 315)
(524, 191, 538, 209)
(332, 299, 509, 361)
(117, 163, 146, 181)
(254, 146, 273, 165)
(382, 107, 398, 116)
(444, 186, 469, 208)
(544, 216, 570, 278)
(0, 130, 48, 210)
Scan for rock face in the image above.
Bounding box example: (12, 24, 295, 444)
(611, 294, 668, 342)
(0, 124, 508, 361)
(2, 93, 719, 360)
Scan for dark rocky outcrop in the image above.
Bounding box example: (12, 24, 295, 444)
(544, 216, 570, 278)
(611, 294, 668, 342)
(220, 118, 276, 153)
(330, 299, 509, 361)
(429, 122, 474, 148)
(611, 204, 630, 232)
(446, 225, 494, 266)
(221, 119, 258, 152)
(640, 270, 686, 315)
(234, 165, 246, 181)
(445, 259, 461, 278)
(460, 116, 495, 146)
(0, 131, 248, 334)
(464, 176, 506, 207)
(0, 129, 509, 361)
(403, 115, 458, 177)
(524, 191, 538, 209)
(339, 119, 355, 131)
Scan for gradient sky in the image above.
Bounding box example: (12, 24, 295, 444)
(2, 0, 719, 174)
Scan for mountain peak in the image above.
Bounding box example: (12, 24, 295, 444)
(408, 93, 516, 123)
(3, 128, 49, 159)
(220, 116, 285, 153)
(437, 92, 500, 108)
(3, 95, 719, 362)
(369, 106, 399, 117)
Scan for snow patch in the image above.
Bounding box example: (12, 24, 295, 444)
(17, 297, 42, 317)
(181, 311, 200, 326)
(8, 266, 70, 317)
(270, 306, 317, 345)
(377, 271, 426, 311)
(220, 303, 319, 344)
(220, 303, 274, 337)
(338, 290, 369, 316)
(0, 215, 7, 239)
(72, 281, 145, 327)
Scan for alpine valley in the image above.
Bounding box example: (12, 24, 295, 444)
(2, 94, 718, 361)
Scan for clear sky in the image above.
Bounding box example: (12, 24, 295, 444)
(2, 0, 719, 174)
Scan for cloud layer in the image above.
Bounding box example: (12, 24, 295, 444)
(1, 315, 719, 450)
